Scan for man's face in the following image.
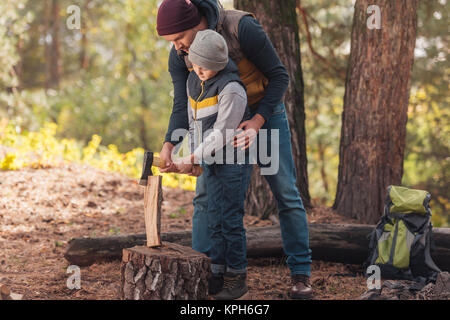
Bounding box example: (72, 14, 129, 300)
(192, 63, 218, 81)
(163, 29, 197, 53)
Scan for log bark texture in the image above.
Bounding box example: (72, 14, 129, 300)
(120, 242, 210, 300)
(65, 225, 450, 271)
(234, 0, 311, 216)
(334, 0, 419, 224)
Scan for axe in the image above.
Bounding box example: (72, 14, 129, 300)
(139, 150, 202, 186)
(139, 151, 165, 186)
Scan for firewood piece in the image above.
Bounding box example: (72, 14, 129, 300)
(144, 176, 163, 247)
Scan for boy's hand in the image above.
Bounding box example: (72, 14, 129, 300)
(189, 165, 203, 177)
(175, 163, 193, 174)
(174, 155, 194, 174)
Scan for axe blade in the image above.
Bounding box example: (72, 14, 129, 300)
(139, 151, 154, 186)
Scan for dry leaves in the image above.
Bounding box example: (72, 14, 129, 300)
(0, 162, 364, 300)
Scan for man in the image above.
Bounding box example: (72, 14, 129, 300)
(156, 0, 313, 299)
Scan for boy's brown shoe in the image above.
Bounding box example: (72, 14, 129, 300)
(290, 274, 313, 300)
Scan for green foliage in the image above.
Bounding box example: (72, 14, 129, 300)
(402, 0, 449, 227)
(0, 1, 29, 90)
(50, 74, 171, 153)
(299, 0, 448, 226)
(0, 0, 447, 226)
(16, 0, 173, 153)
(0, 121, 197, 191)
(299, 0, 352, 206)
(0, 0, 39, 129)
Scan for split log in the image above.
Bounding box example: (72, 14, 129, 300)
(144, 176, 162, 247)
(120, 242, 210, 300)
(65, 224, 450, 271)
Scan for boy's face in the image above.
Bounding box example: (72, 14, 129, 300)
(192, 63, 218, 81)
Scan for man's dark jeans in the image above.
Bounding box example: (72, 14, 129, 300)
(193, 102, 312, 276)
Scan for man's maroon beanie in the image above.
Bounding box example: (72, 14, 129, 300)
(157, 0, 202, 36)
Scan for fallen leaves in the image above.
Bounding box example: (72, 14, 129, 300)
(0, 162, 363, 300)
(86, 201, 98, 208)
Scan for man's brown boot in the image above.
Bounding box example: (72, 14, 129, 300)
(290, 274, 313, 300)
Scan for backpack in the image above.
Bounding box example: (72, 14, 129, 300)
(365, 185, 441, 283)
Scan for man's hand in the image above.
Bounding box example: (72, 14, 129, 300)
(175, 163, 193, 174)
(159, 142, 179, 173)
(189, 165, 203, 177)
(234, 114, 265, 150)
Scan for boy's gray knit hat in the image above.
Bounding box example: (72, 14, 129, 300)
(188, 30, 229, 71)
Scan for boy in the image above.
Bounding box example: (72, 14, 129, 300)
(175, 30, 252, 300)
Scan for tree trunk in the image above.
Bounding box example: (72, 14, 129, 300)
(80, 0, 91, 70)
(334, 0, 419, 224)
(65, 225, 450, 271)
(44, 0, 51, 89)
(14, 38, 24, 90)
(139, 84, 150, 151)
(45, 0, 60, 88)
(234, 0, 311, 216)
(120, 242, 210, 300)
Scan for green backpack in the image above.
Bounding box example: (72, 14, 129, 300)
(365, 185, 441, 282)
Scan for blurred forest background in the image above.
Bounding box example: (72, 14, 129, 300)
(0, 0, 448, 225)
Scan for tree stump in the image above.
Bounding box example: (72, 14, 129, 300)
(120, 242, 210, 300)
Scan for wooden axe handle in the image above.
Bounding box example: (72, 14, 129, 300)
(153, 156, 203, 175)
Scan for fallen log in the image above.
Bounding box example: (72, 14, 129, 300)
(64, 224, 450, 271)
(64, 231, 191, 267)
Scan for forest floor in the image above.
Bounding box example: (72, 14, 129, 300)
(0, 163, 368, 300)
